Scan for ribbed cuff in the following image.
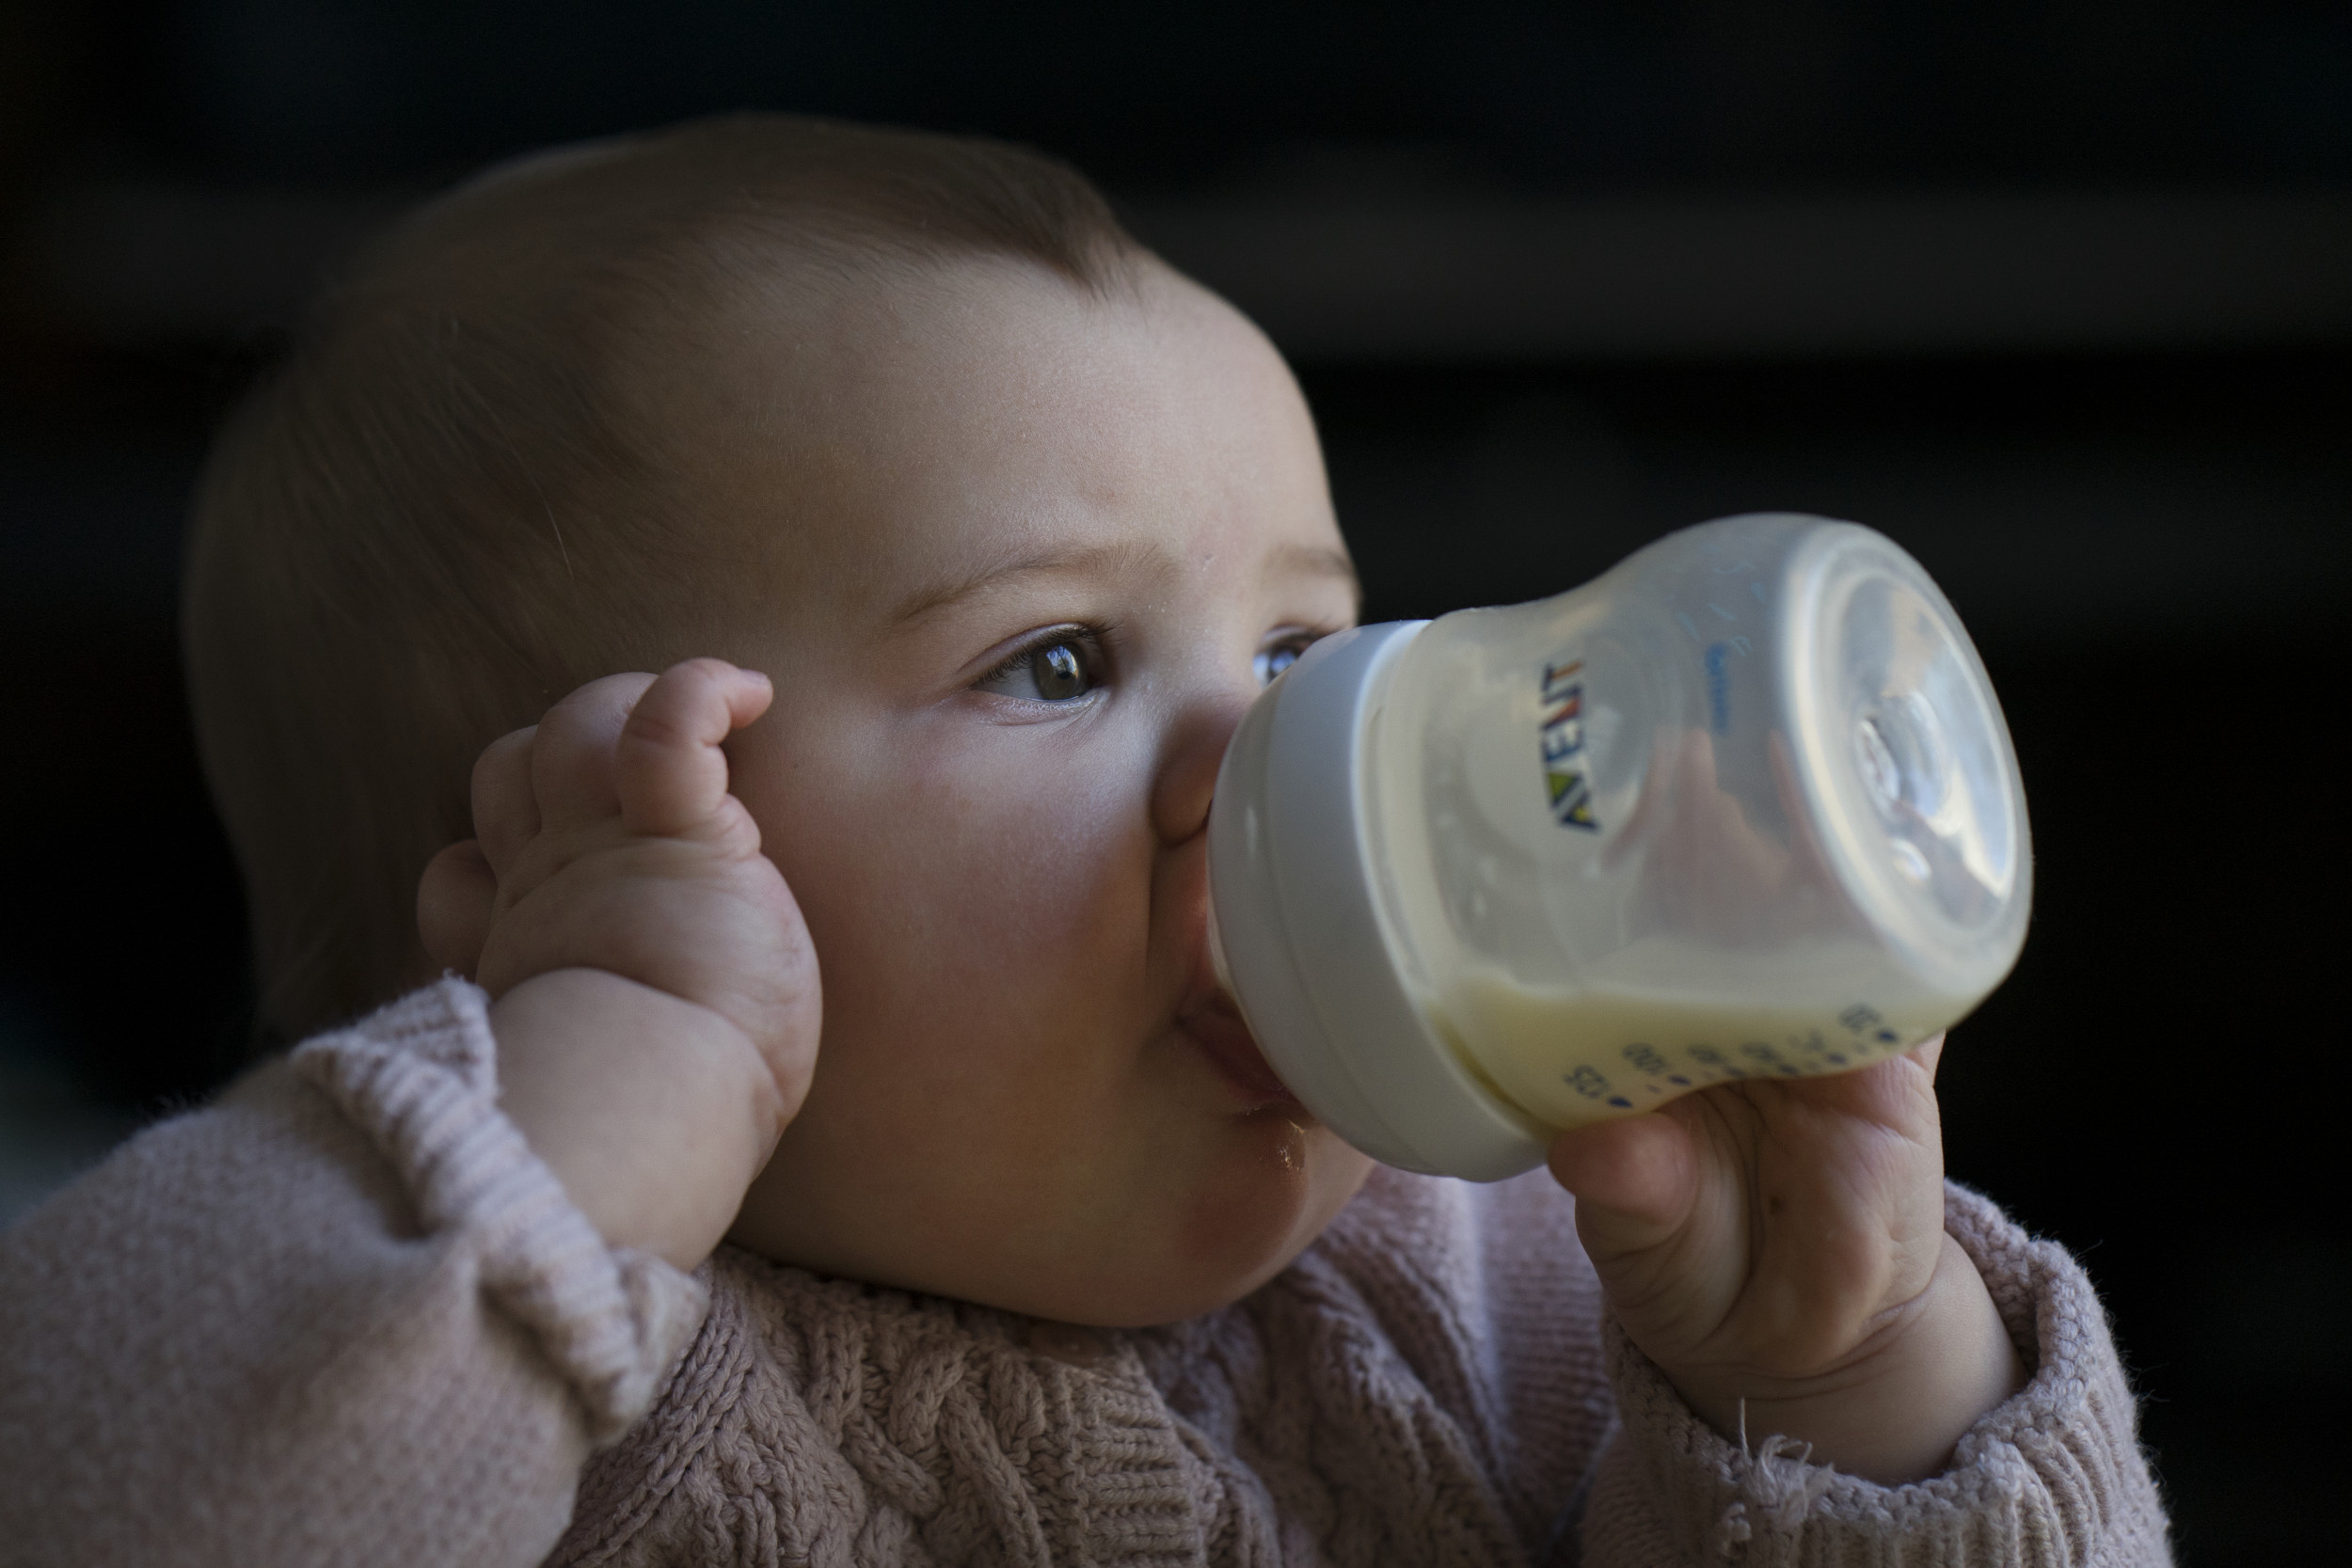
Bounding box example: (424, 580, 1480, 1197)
(293, 978, 707, 1444)
(1606, 1182, 2167, 1567)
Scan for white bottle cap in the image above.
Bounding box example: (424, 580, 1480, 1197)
(1208, 621, 1551, 1181)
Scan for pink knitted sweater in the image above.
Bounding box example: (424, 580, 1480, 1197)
(0, 980, 2168, 1566)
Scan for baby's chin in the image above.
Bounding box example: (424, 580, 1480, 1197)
(1052, 1114, 1375, 1329)
(725, 1085, 1376, 1327)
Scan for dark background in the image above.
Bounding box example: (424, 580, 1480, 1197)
(2, 5, 2346, 1560)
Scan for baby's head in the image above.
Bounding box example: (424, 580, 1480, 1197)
(187, 115, 1375, 1324)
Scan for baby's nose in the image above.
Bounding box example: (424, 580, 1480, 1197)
(1150, 690, 1256, 845)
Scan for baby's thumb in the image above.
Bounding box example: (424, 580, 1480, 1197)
(418, 839, 498, 980)
(1547, 1111, 1700, 1259)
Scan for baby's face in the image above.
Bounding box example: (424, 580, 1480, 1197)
(681, 256, 1375, 1324)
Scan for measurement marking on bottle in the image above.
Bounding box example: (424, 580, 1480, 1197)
(1838, 1005, 1900, 1044)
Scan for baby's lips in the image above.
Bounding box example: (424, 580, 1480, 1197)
(1176, 986, 1301, 1110)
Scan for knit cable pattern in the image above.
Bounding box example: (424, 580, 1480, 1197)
(555, 1254, 1204, 1566)
(553, 1169, 1622, 1568)
(540, 1164, 2163, 1568)
(292, 977, 707, 1444)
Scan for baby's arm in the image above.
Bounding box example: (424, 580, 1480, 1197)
(415, 658, 819, 1272)
(0, 661, 816, 1566)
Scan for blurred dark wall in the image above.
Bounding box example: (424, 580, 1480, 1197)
(3, 5, 2346, 1561)
(24, 2, 2352, 188)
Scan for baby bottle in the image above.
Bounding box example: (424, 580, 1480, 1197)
(1208, 514, 2030, 1180)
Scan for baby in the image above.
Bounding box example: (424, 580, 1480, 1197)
(0, 117, 2167, 1565)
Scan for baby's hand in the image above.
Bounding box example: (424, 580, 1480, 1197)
(1547, 1040, 2025, 1483)
(418, 659, 819, 1271)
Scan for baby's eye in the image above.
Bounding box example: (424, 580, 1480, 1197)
(976, 630, 1106, 703)
(1254, 631, 1322, 688)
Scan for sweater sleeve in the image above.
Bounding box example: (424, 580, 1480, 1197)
(0, 978, 708, 1568)
(1579, 1182, 2171, 1568)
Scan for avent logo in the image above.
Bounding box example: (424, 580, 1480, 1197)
(1537, 658, 1598, 832)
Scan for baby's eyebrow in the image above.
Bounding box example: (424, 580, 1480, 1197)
(887, 537, 1361, 626)
(887, 540, 1165, 626)
(1269, 543, 1362, 612)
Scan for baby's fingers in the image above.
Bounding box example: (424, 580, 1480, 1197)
(532, 673, 660, 831)
(616, 658, 773, 839)
(471, 727, 541, 874)
(417, 839, 497, 977)
(1548, 1109, 1700, 1258)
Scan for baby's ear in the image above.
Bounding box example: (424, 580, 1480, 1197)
(417, 839, 497, 981)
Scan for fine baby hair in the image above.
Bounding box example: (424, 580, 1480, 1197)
(182, 114, 1149, 1042)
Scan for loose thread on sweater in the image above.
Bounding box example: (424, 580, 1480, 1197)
(1718, 1399, 1841, 1556)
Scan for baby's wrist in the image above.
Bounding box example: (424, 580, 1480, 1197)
(492, 968, 787, 1272)
(1670, 1234, 2027, 1485)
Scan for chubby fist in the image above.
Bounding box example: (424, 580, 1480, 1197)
(417, 659, 819, 1270)
(1548, 1040, 2024, 1483)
